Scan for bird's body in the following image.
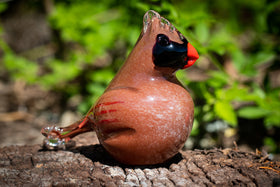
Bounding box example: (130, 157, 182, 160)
(92, 73, 194, 165)
(42, 10, 199, 165)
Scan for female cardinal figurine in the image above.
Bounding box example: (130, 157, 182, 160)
(41, 10, 199, 165)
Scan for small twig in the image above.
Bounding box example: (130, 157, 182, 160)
(233, 141, 238, 150)
(259, 155, 269, 163)
(259, 167, 280, 174)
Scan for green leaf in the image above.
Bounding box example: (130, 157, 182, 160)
(264, 137, 277, 152)
(4, 53, 38, 83)
(207, 71, 229, 88)
(252, 51, 275, 66)
(190, 119, 199, 136)
(264, 109, 280, 128)
(0, 3, 7, 13)
(214, 101, 237, 126)
(90, 69, 115, 85)
(237, 106, 270, 119)
(195, 22, 209, 43)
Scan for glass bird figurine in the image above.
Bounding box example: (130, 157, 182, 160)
(41, 10, 199, 165)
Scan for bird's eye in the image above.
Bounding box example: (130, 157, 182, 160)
(157, 34, 170, 46)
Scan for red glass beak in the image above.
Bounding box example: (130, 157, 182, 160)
(183, 43, 199, 69)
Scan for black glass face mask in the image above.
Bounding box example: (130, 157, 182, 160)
(152, 34, 189, 69)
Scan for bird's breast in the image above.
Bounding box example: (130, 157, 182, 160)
(88, 81, 194, 165)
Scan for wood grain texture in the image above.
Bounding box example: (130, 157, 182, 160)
(0, 138, 279, 186)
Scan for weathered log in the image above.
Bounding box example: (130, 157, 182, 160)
(0, 134, 279, 186)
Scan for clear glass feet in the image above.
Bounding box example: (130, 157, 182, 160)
(41, 118, 94, 149)
(41, 125, 75, 149)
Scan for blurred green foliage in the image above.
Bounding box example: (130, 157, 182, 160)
(1, 0, 280, 152)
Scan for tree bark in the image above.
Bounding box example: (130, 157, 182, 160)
(0, 135, 279, 186)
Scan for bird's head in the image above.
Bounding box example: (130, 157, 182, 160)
(137, 10, 199, 70)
